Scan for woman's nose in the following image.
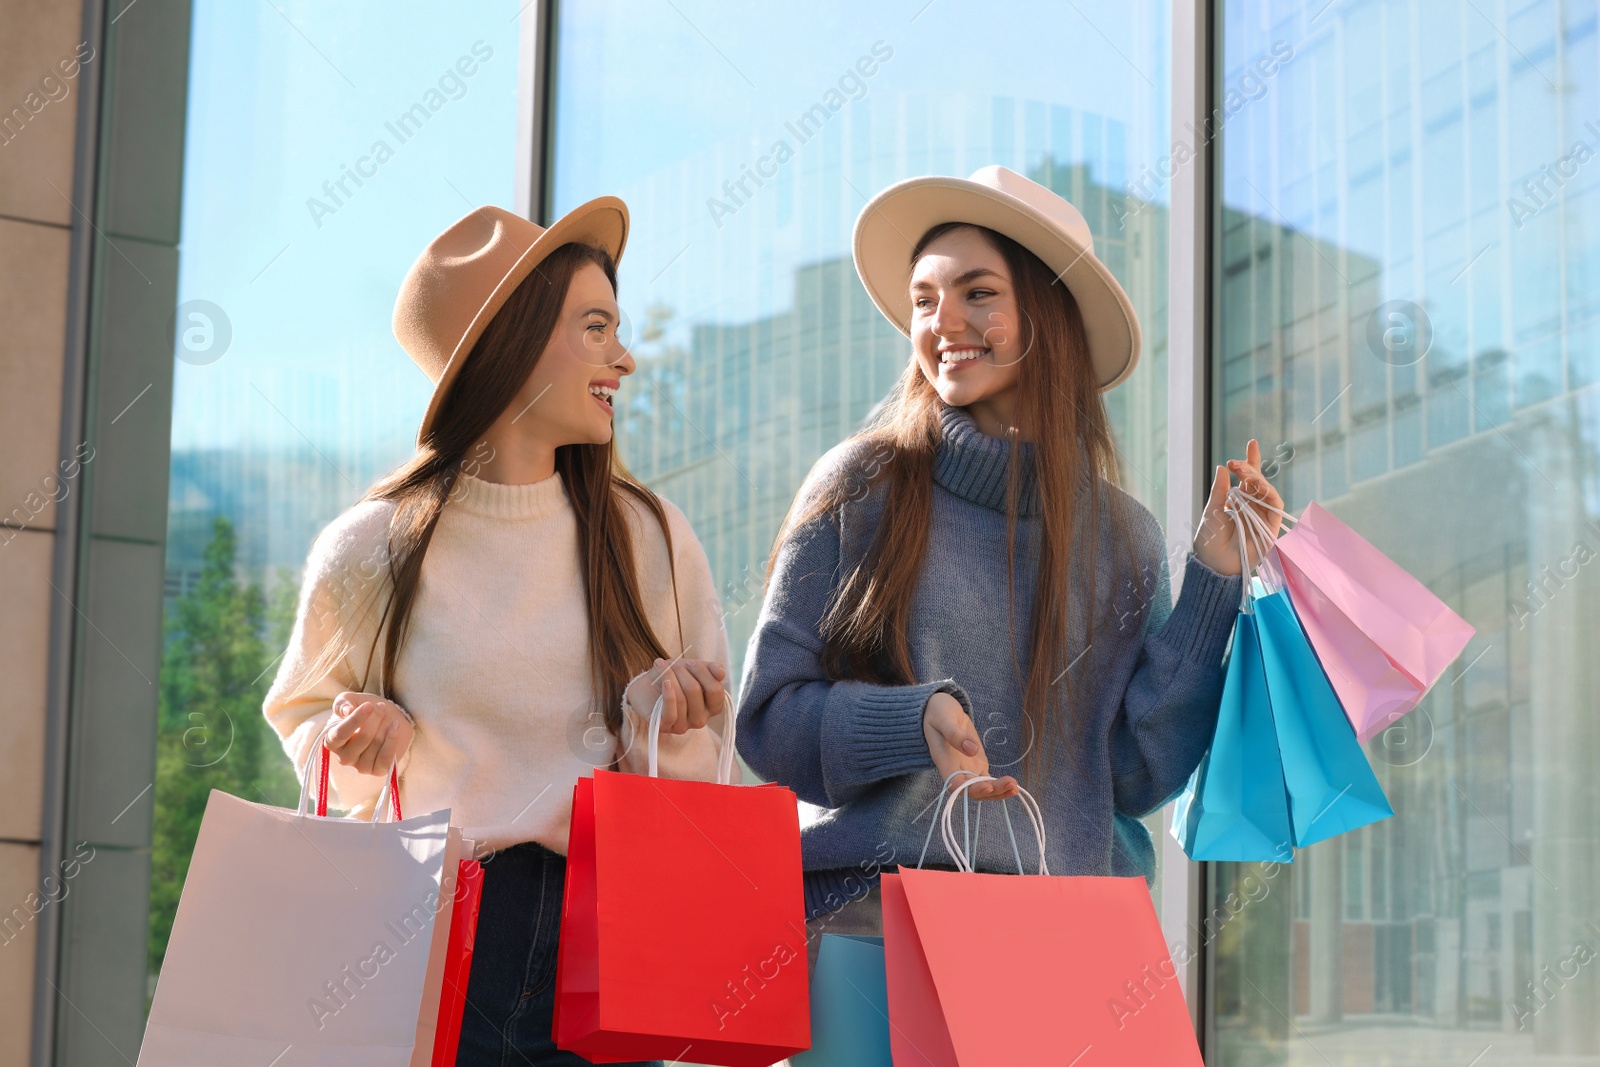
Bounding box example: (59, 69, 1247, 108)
(930, 297, 965, 340)
(614, 344, 636, 375)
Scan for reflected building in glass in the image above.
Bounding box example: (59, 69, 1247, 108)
(1210, 1, 1600, 1061)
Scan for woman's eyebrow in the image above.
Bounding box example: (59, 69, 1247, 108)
(910, 267, 1003, 290)
(579, 306, 616, 320)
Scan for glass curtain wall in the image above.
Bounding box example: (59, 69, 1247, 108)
(1211, 1, 1600, 1063)
(548, 0, 1175, 849)
(148, 0, 519, 1002)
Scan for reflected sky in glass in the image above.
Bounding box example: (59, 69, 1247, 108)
(172, 2, 519, 460)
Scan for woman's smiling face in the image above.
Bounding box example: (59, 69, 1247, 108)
(505, 261, 635, 448)
(908, 225, 1026, 428)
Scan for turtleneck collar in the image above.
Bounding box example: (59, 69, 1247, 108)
(449, 471, 570, 521)
(932, 403, 1042, 515)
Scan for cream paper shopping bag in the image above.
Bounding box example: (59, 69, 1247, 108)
(139, 758, 460, 1067)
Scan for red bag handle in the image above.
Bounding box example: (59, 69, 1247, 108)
(297, 714, 403, 821)
(316, 743, 403, 820)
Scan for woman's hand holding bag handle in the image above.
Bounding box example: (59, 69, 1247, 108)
(625, 655, 729, 734)
(301, 712, 403, 821)
(912, 768, 1042, 875)
(324, 690, 414, 776)
(1193, 438, 1287, 575)
(922, 692, 1019, 801)
(646, 688, 739, 785)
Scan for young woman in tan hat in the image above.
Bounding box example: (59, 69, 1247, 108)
(736, 166, 1284, 944)
(265, 199, 728, 1066)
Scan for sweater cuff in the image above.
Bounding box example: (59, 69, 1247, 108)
(1161, 554, 1243, 668)
(827, 679, 965, 786)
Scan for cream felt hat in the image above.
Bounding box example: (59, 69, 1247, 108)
(393, 198, 629, 442)
(851, 165, 1140, 390)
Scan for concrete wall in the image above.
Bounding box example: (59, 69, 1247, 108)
(0, 0, 189, 1063)
(0, 2, 95, 1062)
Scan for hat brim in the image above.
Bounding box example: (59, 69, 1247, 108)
(851, 176, 1140, 391)
(416, 196, 629, 443)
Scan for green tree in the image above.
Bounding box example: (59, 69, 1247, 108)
(148, 518, 300, 982)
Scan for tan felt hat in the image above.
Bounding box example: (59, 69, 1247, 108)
(394, 198, 629, 442)
(852, 165, 1140, 391)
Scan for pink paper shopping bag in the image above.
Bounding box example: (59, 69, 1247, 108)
(882, 777, 1201, 1066)
(1271, 501, 1475, 741)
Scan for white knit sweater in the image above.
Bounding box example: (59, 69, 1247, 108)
(263, 471, 732, 855)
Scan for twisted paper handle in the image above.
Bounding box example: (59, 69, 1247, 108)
(916, 769, 1040, 875)
(915, 771, 1050, 876)
(646, 689, 739, 785)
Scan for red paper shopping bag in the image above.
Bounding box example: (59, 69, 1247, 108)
(432, 859, 483, 1067)
(882, 777, 1201, 1066)
(553, 703, 809, 1065)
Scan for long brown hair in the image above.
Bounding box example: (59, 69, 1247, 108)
(771, 222, 1130, 790)
(296, 241, 678, 751)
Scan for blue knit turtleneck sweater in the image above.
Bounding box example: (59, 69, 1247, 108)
(735, 402, 1242, 920)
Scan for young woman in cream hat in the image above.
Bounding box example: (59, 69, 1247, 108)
(736, 166, 1284, 942)
(265, 199, 729, 1065)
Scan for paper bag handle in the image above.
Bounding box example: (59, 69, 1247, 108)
(1223, 484, 1294, 608)
(913, 770, 1049, 876)
(1231, 487, 1298, 526)
(1221, 499, 1256, 611)
(646, 688, 738, 785)
(1229, 487, 1286, 594)
(296, 714, 402, 822)
(940, 774, 1049, 875)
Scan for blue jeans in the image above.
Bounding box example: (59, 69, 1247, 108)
(455, 841, 662, 1067)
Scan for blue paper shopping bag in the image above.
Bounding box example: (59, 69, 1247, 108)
(1254, 587, 1393, 846)
(1172, 607, 1296, 862)
(791, 934, 892, 1067)
(1174, 487, 1393, 861)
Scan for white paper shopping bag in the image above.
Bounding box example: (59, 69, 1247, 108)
(138, 746, 459, 1067)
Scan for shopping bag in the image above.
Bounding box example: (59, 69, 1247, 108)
(884, 777, 1202, 1066)
(310, 747, 485, 1067)
(432, 858, 483, 1067)
(1174, 492, 1395, 856)
(1170, 603, 1295, 862)
(1270, 500, 1474, 740)
(553, 696, 809, 1065)
(1228, 495, 1396, 844)
(139, 725, 460, 1067)
(790, 935, 891, 1067)
(1254, 585, 1394, 846)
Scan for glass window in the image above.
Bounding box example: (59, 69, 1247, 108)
(151, 2, 519, 998)
(1212, 1, 1600, 1061)
(548, 2, 1175, 865)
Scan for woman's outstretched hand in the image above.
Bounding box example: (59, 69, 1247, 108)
(1193, 438, 1286, 576)
(625, 657, 729, 734)
(923, 691, 1019, 801)
(326, 692, 414, 775)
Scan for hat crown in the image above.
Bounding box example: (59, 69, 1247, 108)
(966, 165, 1094, 255)
(394, 205, 546, 387)
(439, 209, 547, 269)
